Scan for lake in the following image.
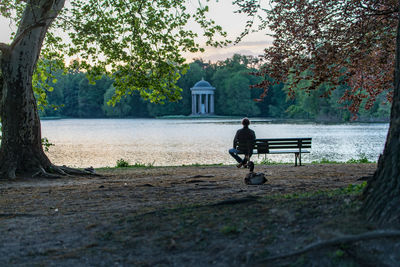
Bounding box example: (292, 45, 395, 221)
(41, 118, 389, 168)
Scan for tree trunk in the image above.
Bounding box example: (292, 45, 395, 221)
(362, 1, 400, 226)
(0, 0, 65, 179)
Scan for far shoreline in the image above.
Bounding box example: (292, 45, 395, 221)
(39, 115, 390, 124)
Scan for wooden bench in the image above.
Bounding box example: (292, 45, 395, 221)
(236, 137, 312, 166)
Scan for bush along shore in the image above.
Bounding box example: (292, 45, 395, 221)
(1, 162, 399, 266)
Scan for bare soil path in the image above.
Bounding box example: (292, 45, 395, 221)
(1, 163, 398, 266)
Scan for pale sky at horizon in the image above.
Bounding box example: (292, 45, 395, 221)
(0, 1, 272, 63)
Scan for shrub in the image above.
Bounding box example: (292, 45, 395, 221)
(346, 153, 371, 164)
(41, 137, 54, 152)
(116, 158, 129, 168)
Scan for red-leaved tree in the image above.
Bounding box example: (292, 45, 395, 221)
(234, 0, 400, 225)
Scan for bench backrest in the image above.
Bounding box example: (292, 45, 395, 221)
(255, 138, 312, 153)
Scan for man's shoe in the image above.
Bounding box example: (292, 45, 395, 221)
(236, 163, 243, 168)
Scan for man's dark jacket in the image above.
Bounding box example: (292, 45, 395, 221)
(233, 126, 256, 154)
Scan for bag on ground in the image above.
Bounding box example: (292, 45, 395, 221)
(244, 172, 267, 185)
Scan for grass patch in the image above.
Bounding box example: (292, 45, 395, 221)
(256, 154, 374, 166)
(346, 153, 371, 163)
(268, 182, 367, 200)
(311, 158, 342, 164)
(312, 154, 374, 164)
(115, 158, 155, 168)
(98, 156, 375, 170)
(256, 158, 283, 165)
(116, 158, 129, 168)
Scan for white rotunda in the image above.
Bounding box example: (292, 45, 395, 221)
(190, 78, 215, 115)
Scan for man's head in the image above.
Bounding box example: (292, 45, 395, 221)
(242, 117, 250, 127)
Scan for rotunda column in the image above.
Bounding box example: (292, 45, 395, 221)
(192, 94, 195, 114)
(205, 93, 209, 113)
(210, 93, 215, 114)
(198, 94, 202, 114)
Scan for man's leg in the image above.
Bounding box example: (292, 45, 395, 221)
(242, 152, 253, 168)
(242, 154, 249, 167)
(229, 148, 243, 164)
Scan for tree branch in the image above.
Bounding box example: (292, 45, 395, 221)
(0, 43, 10, 53)
(358, 2, 398, 16)
(258, 230, 400, 262)
(10, 19, 54, 50)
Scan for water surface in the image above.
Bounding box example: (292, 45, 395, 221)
(41, 118, 388, 168)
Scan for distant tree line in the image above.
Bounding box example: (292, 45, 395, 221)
(40, 54, 390, 122)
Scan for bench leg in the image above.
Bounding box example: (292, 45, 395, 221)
(294, 153, 303, 166)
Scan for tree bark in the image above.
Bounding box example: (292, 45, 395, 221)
(0, 0, 65, 179)
(362, 1, 400, 226)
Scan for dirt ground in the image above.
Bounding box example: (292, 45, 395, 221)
(1, 163, 399, 266)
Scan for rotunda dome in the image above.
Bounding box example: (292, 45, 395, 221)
(191, 78, 215, 91)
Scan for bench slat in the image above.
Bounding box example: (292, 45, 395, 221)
(257, 138, 312, 142)
(267, 150, 311, 154)
(256, 141, 311, 144)
(261, 145, 312, 149)
(236, 137, 312, 166)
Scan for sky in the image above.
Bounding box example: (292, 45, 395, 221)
(0, 1, 272, 63)
(182, 1, 273, 62)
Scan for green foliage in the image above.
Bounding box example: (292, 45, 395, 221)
(346, 154, 371, 164)
(213, 55, 261, 116)
(0, 2, 394, 121)
(146, 62, 204, 117)
(282, 70, 390, 121)
(283, 77, 351, 121)
(115, 159, 155, 168)
(312, 154, 373, 164)
(60, 0, 228, 106)
(131, 161, 155, 168)
(61, 72, 85, 117)
(263, 81, 290, 118)
(41, 138, 54, 152)
(37, 53, 391, 120)
(104, 86, 140, 117)
(78, 76, 112, 117)
(311, 158, 342, 164)
(2, 1, 230, 113)
(33, 58, 67, 112)
(344, 182, 367, 194)
(116, 158, 129, 168)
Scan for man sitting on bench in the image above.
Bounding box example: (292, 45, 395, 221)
(229, 117, 256, 168)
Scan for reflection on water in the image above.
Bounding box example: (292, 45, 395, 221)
(41, 119, 389, 168)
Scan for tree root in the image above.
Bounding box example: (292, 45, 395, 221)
(58, 165, 100, 176)
(31, 165, 100, 178)
(51, 165, 68, 176)
(259, 230, 400, 262)
(32, 166, 62, 178)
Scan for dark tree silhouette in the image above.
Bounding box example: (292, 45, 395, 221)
(235, 0, 400, 225)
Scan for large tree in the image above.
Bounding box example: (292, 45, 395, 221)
(0, 0, 227, 179)
(234, 0, 399, 225)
